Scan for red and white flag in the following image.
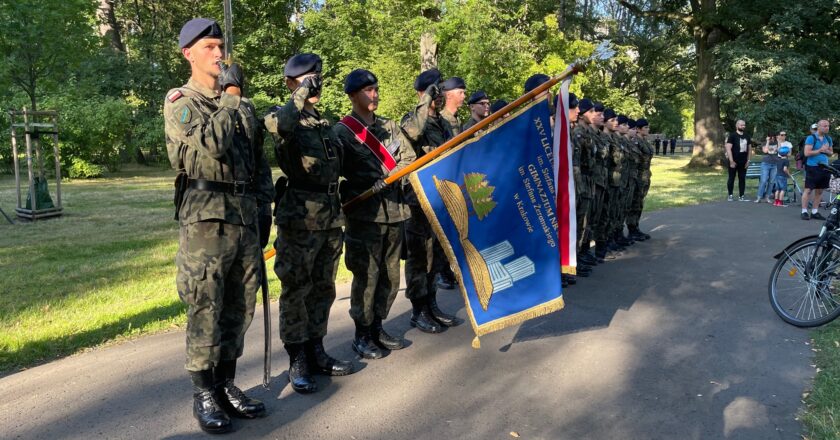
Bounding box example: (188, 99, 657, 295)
(553, 78, 577, 274)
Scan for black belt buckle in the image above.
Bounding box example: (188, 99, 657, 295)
(327, 182, 338, 195)
(232, 180, 248, 196)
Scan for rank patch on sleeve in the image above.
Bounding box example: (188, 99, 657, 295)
(178, 106, 191, 124)
(167, 90, 183, 102)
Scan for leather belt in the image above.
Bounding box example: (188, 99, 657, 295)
(188, 179, 254, 196)
(287, 180, 338, 195)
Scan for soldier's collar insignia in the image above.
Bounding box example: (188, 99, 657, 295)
(179, 106, 191, 124)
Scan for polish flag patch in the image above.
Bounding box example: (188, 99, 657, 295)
(167, 90, 183, 103)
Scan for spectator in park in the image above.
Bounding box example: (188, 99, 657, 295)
(774, 145, 792, 206)
(654, 136, 661, 155)
(725, 119, 752, 201)
(670, 137, 677, 155)
(801, 120, 834, 220)
(796, 123, 818, 170)
(756, 133, 779, 203)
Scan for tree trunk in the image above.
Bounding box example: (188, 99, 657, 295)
(420, 31, 437, 71)
(98, 0, 125, 53)
(687, 28, 724, 168)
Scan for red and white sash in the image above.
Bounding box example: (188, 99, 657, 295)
(338, 116, 397, 172)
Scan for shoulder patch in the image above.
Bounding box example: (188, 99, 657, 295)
(176, 105, 192, 124)
(167, 90, 183, 103)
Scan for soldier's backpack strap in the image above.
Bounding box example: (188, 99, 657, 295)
(338, 115, 397, 173)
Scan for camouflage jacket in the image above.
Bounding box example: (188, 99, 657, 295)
(164, 78, 273, 226)
(606, 131, 625, 187)
(624, 135, 643, 183)
(589, 125, 610, 188)
(264, 85, 344, 230)
(618, 135, 635, 188)
(401, 95, 457, 205)
(639, 136, 654, 182)
(440, 108, 462, 137)
(462, 116, 480, 132)
(334, 111, 416, 223)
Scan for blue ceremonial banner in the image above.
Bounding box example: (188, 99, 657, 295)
(409, 97, 564, 346)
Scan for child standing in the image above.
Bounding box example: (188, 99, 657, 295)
(774, 146, 792, 206)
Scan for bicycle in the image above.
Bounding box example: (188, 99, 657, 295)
(769, 163, 840, 327)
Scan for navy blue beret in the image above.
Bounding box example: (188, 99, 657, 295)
(617, 115, 629, 125)
(603, 108, 617, 120)
(524, 74, 550, 93)
(636, 118, 649, 128)
(179, 18, 223, 49)
(593, 102, 605, 112)
(627, 119, 637, 129)
(578, 98, 594, 113)
(489, 100, 508, 113)
(284, 53, 322, 78)
(414, 68, 442, 91)
(468, 91, 489, 105)
(344, 69, 378, 94)
(441, 77, 466, 92)
(569, 93, 579, 109)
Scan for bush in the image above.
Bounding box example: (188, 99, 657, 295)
(68, 157, 104, 179)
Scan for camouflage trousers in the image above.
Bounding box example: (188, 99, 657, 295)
(615, 181, 636, 234)
(606, 185, 625, 237)
(576, 194, 592, 251)
(589, 184, 608, 242)
(345, 219, 404, 327)
(627, 178, 650, 228)
(274, 226, 343, 344)
(405, 204, 449, 301)
(176, 220, 261, 372)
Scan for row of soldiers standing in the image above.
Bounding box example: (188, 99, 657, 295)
(568, 95, 654, 286)
(164, 16, 653, 435)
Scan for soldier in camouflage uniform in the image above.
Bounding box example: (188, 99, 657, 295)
(616, 115, 640, 243)
(462, 90, 490, 132)
(264, 53, 355, 395)
(435, 77, 467, 290)
(573, 98, 600, 268)
(165, 18, 273, 434)
(627, 118, 654, 241)
(566, 94, 594, 279)
(585, 102, 611, 261)
(600, 108, 630, 253)
(334, 69, 417, 359)
(401, 68, 464, 334)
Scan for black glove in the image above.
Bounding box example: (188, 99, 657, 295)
(218, 62, 245, 90)
(300, 74, 323, 98)
(425, 83, 440, 101)
(371, 178, 387, 194)
(257, 214, 271, 249)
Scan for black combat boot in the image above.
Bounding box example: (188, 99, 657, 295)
(306, 338, 355, 376)
(579, 252, 597, 266)
(373, 318, 407, 350)
(594, 241, 608, 262)
(429, 291, 464, 327)
(285, 343, 317, 394)
(213, 360, 266, 419)
(190, 370, 232, 434)
(352, 323, 384, 359)
(409, 298, 444, 334)
(563, 274, 576, 286)
(615, 230, 634, 246)
(629, 227, 650, 241)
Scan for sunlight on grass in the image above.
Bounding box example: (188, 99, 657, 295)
(0, 166, 349, 372)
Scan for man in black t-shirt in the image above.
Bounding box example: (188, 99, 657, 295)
(725, 120, 752, 201)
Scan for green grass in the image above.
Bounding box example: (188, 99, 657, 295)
(803, 323, 840, 439)
(0, 165, 350, 373)
(645, 154, 730, 211)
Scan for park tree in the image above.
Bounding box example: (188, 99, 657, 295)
(0, 0, 97, 111)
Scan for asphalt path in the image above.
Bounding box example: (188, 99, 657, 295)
(0, 201, 819, 439)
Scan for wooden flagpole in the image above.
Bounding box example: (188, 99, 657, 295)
(340, 64, 583, 214)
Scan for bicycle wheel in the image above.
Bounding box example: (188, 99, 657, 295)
(769, 239, 840, 327)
